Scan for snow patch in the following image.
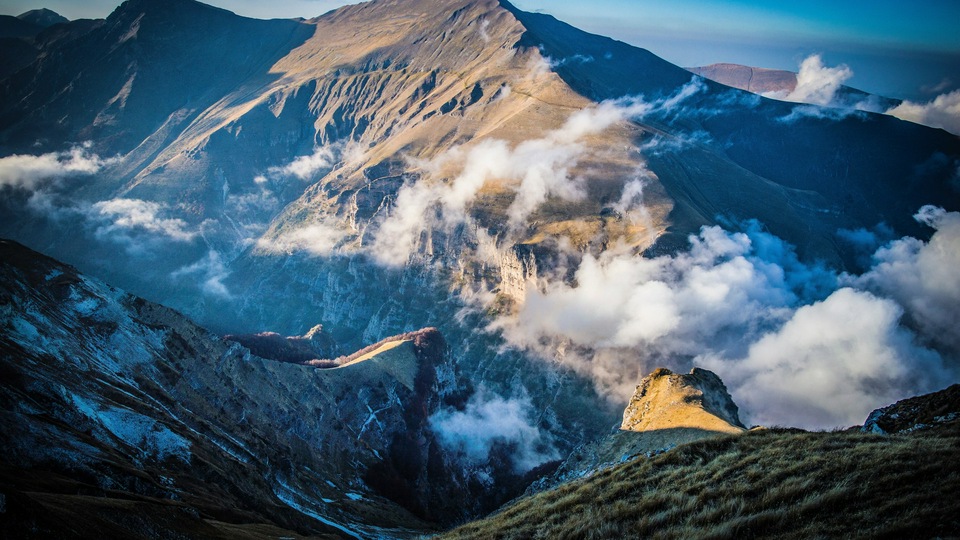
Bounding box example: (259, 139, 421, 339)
(70, 394, 191, 462)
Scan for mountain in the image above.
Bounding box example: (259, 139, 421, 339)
(687, 62, 901, 110)
(0, 9, 89, 80)
(1, 0, 959, 534)
(0, 238, 546, 536)
(442, 385, 960, 539)
(863, 383, 960, 434)
(17, 8, 69, 28)
(688, 63, 798, 96)
(530, 367, 746, 493)
(0, 15, 43, 39)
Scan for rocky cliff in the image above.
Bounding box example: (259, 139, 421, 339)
(0, 238, 543, 537)
(530, 367, 746, 493)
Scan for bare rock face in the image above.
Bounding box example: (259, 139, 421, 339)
(0, 239, 522, 537)
(620, 367, 745, 433)
(530, 367, 745, 494)
(862, 384, 960, 434)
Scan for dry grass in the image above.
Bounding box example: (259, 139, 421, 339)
(439, 424, 960, 539)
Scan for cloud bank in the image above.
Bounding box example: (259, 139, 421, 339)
(494, 208, 959, 429)
(371, 79, 706, 266)
(780, 54, 853, 107)
(92, 198, 196, 245)
(887, 90, 960, 136)
(0, 144, 115, 189)
(764, 54, 960, 134)
(430, 387, 559, 472)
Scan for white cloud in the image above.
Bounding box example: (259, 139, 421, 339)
(886, 90, 960, 135)
(778, 104, 866, 123)
(478, 18, 490, 42)
(764, 55, 887, 122)
(851, 206, 960, 353)
(781, 54, 852, 107)
(699, 288, 948, 429)
(0, 144, 115, 189)
(491, 208, 959, 429)
(171, 250, 232, 299)
(268, 146, 335, 181)
(430, 387, 559, 472)
(370, 79, 706, 266)
(256, 220, 347, 256)
(91, 198, 195, 245)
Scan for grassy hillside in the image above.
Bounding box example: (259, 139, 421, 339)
(441, 424, 960, 539)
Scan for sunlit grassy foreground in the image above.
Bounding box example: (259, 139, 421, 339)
(441, 425, 960, 539)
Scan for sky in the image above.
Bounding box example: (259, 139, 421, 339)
(3, 0, 959, 100)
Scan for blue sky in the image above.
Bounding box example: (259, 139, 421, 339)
(4, 0, 959, 100)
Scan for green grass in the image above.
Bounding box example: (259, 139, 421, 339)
(439, 424, 960, 539)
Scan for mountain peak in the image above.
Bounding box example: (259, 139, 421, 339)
(17, 8, 67, 27)
(621, 367, 746, 433)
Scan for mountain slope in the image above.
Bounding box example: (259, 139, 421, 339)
(0, 238, 543, 536)
(688, 62, 901, 110)
(0, 1, 958, 523)
(531, 367, 747, 493)
(442, 405, 960, 539)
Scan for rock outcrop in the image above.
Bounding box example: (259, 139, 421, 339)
(620, 367, 745, 433)
(530, 367, 746, 493)
(862, 384, 960, 434)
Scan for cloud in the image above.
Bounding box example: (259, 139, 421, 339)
(256, 220, 347, 256)
(171, 250, 232, 299)
(263, 146, 335, 182)
(491, 208, 959, 429)
(430, 387, 559, 472)
(886, 90, 960, 135)
(778, 104, 867, 123)
(851, 206, 960, 354)
(0, 144, 115, 189)
(91, 198, 196, 248)
(370, 79, 706, 266)
(781, 54, 852, 107)
(699, 288, 948, 428)
(478, 18, 490, 42)
(764, 55, 885, 123)
(496, 221, 835, 400)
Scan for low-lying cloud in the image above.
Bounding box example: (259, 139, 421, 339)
(887, 90, 960, 136)
(0, 144, 116, 189)
(494, 207, 959, 429)
(851, 206, 960, 354)
(777, 54, 852, 107)
(430, 387, 559, 472)
(764, 54, 885, 115)
(171, 249, 232, 299)
(257, 220, 347, 256)
(763, 54, 960, 134)
(370, 79, 706, 266)
(92, 198, 196, 245)
(700, 287, 947, 428)
(256, 146, 335, 183)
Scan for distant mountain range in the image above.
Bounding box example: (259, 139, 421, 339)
(688, 61, 902, 110)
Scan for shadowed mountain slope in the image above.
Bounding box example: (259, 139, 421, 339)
(0, 238, 547, 537)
